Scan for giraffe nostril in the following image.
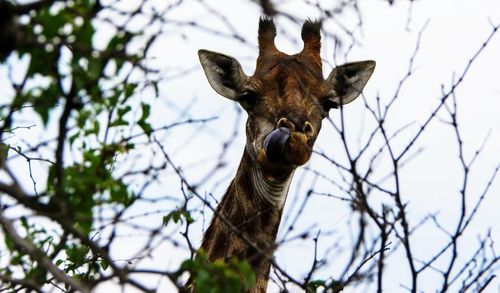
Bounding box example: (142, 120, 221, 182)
(303, 121, 313, 138)
(276, 117, 295, 131)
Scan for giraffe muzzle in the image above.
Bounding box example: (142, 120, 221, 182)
(264, 127, 311, 165)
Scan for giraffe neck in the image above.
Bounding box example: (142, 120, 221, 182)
(251, 154, 294, 207)
(199, 150, 294, 292)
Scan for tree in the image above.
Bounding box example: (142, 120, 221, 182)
(0, 0, 498, 292)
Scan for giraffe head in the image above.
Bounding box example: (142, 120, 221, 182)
(199, 18, 375, 179)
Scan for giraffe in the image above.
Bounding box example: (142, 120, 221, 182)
(195, 18, 375, 292)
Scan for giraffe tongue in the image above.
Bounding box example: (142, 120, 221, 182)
(263, 127, 291, 163)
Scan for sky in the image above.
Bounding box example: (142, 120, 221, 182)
(1, 0, 500, 292)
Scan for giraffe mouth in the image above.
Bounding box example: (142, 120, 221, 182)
(263, 127, 311, 166)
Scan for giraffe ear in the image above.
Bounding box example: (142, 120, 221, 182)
(198, 49, 248, 100)
(327, 60, 375, 106)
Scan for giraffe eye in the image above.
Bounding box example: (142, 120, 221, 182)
(320, 99, 338, 114)
(238, 90, 258, 111)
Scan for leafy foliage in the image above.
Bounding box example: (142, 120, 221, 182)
(306, 279, 344, 293)
(0, 0, 165, 291)
(0, 0, 253, 291)
(181, 251, 256, 293)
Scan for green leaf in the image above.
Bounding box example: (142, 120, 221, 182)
(27, 48, 57, 78)
(124, 83, 137, 99)
(37, 8, 67, 38)
(31, 83, 60, 126)
(84, 120, 100, 135)
(138, 102, 152, 135)
(4, 235, 15, 252)
(110, 105, 131, 127)
(77, 109, 91, 128)
(109, 180, 134, 206)
(152, 81, 159, 98)
(0, 143, 9, 161)
(69, 131, 81, 145)
(66, 244, 90, 265)
(100, 259, 109, 271)
(182, 210, 194, 224)
(306, 280, 326, 293)
(76, 20, 95, 47)
(163, 208, 194, 226)
(162, 213, 173, 226)
(88, 55, 103, 80)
